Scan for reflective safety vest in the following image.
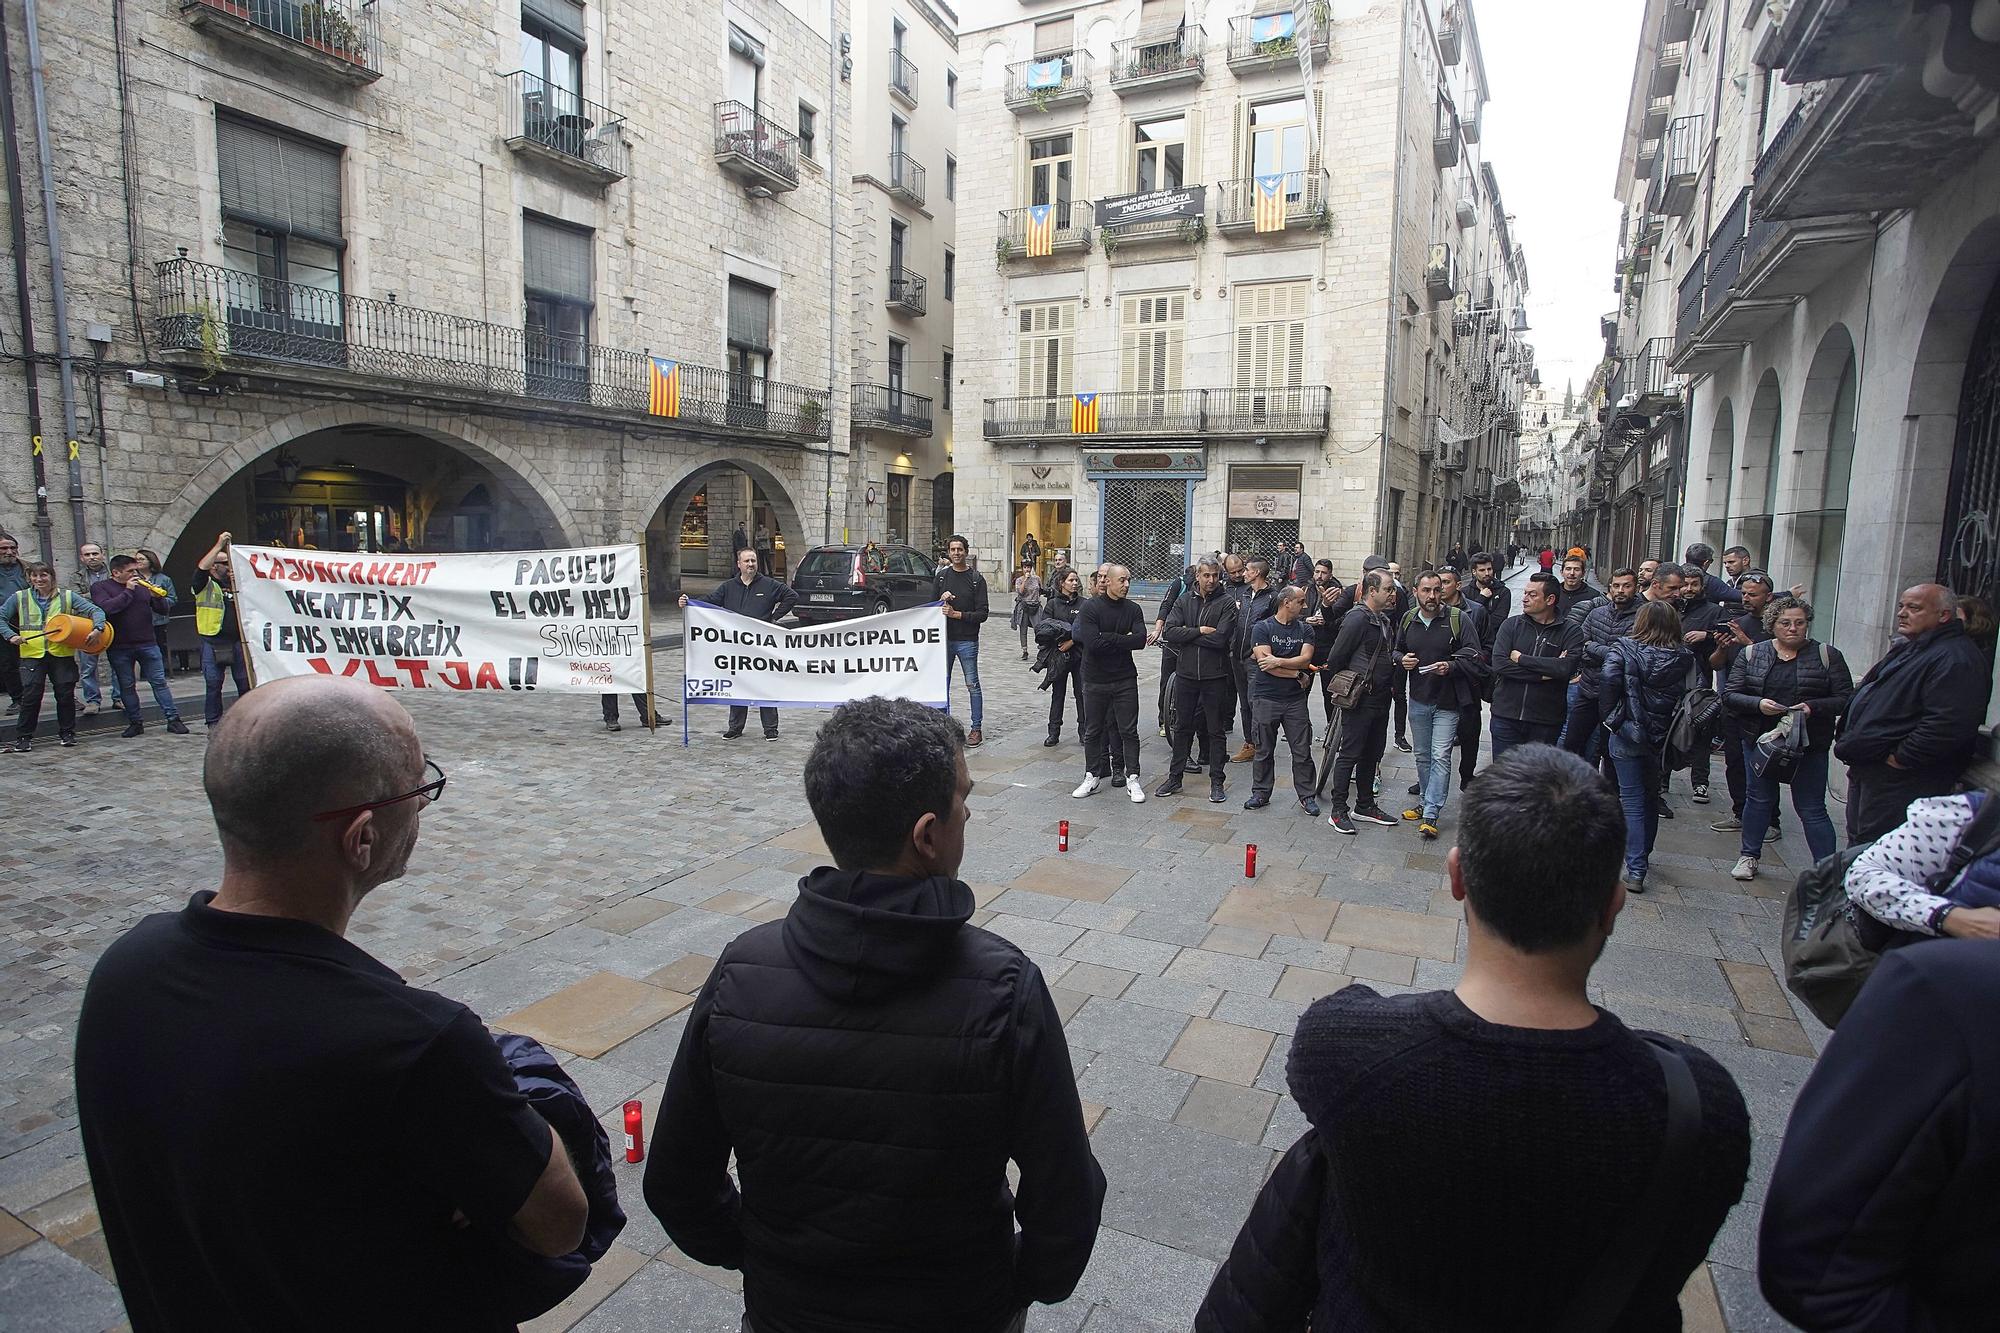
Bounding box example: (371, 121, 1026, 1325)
(12, 589, 79, 659)
(194, 578, 233, 637)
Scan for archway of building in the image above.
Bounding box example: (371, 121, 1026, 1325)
(1777, 324, 1858, 631)
(1697, 398, 1736, 554)
(1730, 372, 1784, 566)
(644, 458, 808, 599)
(1908, 217, 2000, 609)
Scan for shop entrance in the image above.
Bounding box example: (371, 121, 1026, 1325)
(1011, 498, 1071, 578)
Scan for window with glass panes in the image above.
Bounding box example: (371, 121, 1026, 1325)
(1133, 115, 1186, 192)
(523, 213, 592, 398)
(1016, 302, 1076, 415)
(1028, 133, 1074, 224)
(1120, 293, 1186, 394)
(217, 115, 344, 362)
(727, 278, 774, 390)
(521, 0, 584, 112)
(1248, 96, 1310, 195)
(1233, 281, 1307, 393)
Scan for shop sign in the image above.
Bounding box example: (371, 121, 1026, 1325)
(1009, 462, 1075, 494)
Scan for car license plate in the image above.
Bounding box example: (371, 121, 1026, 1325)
(809, 593, 835, 603)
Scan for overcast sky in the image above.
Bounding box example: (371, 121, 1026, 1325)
(1475, 0, 1645, 397)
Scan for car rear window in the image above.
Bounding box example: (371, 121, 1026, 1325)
(796, 550, 856, 578)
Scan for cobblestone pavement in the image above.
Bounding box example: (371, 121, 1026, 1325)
(0, 564, 1819, 1331)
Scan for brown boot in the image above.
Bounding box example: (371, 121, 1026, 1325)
(966, 728, 984, 748)
(1230, 742, 1255, 763)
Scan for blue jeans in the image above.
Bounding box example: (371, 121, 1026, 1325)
(200, 638, 250, 724)
(77, 648, 119, 706)
(1559, 681, 1603, 764)
(947, 638, 983, 729)
(1407, 699, 1459, 819)
(1490, 715, 1561, 758)
(1606, 732, 1663, 881)
(109, 643, 180, 724)
(1741, 742, 1838, 864)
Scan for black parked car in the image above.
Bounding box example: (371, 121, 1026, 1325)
(790, 543, 938, 624)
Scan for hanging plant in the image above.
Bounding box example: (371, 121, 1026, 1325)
(995, 236, 1014, 265)
(1099, 228, 1121, 257)
(1177, 217, 1206, 244)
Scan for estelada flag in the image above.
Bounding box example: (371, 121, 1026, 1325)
(648, 358, 681, 418)
(1071, 392, 1100, 434)
(1253, 174, 1288, 233)
(1025, 203, 1056, 257)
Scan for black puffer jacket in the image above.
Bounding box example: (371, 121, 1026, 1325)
(1601, 638, 1693, 750)
(1566, 597, 1639, 699)
(1193, 1130, 1325, 1333)
(1835, 621, 1993, 776)
(644, 868, 1106, 1333)
(1162, 585, 1240, 681)
(1034, 591, 1083, 646)
(1724, 638, 1854, 752)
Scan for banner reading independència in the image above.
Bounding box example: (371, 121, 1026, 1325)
(230, 545, 648, 695)
(683, 601, 947, 709)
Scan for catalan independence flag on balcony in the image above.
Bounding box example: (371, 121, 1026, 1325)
(1253, 174, 1288, 232)
(648, 358, 681, 418)
(1025, 204, 1056, 258)
(1071, 392, 1100, 434)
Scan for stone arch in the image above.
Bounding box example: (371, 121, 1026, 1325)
(1698, 397, 1736, 553)
(639, 455, 810, 593)
(1904, 215, 2000, 598)
(136, 403, 584, 560)
(1732, 370, 1784, 563)
(1781, 324, 1859, 623)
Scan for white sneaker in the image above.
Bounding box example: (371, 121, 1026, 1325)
(1072, 774, 1103, 799)
(1127, 779, 1146, 804)
(1731, 855, 1758, 882)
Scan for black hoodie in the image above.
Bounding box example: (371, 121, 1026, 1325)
(645, 867, 1105, 1333)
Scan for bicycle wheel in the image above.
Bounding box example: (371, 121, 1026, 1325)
(1314, 706, 1344, 798)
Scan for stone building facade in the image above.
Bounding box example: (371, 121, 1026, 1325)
(948, 0, 1530, 586)
(1602, 0, 2000, 737)
(0, 0, 856, 600)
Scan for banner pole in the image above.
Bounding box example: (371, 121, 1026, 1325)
(639, 545, 658, 732)
(228, 548, 259, 689)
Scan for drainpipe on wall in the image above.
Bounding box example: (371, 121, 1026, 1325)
(21, 0, 88, 551)
(0, 0, 52, 564)
(1375, 0, 1412, 560)
(824, 14, 840, 544)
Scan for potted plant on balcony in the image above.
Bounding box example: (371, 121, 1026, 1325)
(796, 397, 825, 437)
(1177, 217, 1206, 244)
(300, 2, 363, 61)
(1254, 34, 1297, 59)
(1028, 82, 1061, 112)
(995, 236, 1014, 265)
(1099, 228, 1121, 258)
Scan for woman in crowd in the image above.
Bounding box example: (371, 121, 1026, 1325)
(1722, 596, 1852, 881)
(1012, 560, 1044, 660)
(1034, 566, 1086, 747)
(133, 548, 177, 641)
(1599, 599, 1693, 893)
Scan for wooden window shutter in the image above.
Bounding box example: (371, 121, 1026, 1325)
(1035, 17, 1072, 53)
(1139, 0, 1181, 31)
(1231, 100, 1247, 177)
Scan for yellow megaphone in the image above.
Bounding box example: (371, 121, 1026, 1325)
(133, 579, 167, 597)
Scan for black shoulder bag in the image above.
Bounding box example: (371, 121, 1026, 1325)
(1325, 617, 1386, 711)
(1553, 1037, 1702, 1332)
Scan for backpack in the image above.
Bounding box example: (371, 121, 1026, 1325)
(1665, 660, 1722, 768)
(1782, 791, 2000, 1027)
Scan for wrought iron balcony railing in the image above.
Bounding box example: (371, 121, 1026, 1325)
(996, 202, 1093, 256)
(713, 100, 801, 191)
(1702, 187, 1752, 320)
(181, 0, 382, 81)
(1674, 260, 1705, 355)
(886, 267, 927, 316)
(888, 48, 919, 105)
(982, 385, 1330, 439)
(1214, 170, 1329, 232)
(852, 383, 933, 436)
(1109, 29, 1204, 89)
(502, 72, 629, 182)
(1633, 335, 1681, 408)
(1004, 50, 1091, 110)
(1225, 14, 1329, 68)
(152, 256, 832, 440)
(887, 151, 926, 206)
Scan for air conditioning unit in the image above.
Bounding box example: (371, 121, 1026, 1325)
(1425, 243, 1457, 300)
(1455, 196, 1478, 228)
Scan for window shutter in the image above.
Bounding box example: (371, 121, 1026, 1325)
(1072, 129, 1089, 211)
(1231, 101, 1247, 176)
(1139, 0, 1181, 32)
(1055, 302, 1075, 396)
(727, 277, 773, 350)
(523, 214, 593, 304)
(524, 0, 586, 45)
(1034, 17, 1073, 52)
(727, 23, 766, 66)
(217, 117, 342, 243)
(1017, 307, 1039, 396)
(1119, 296, 1142, 392)
(1183, 106, 1203, 181)
(1165, 293, 1186, 390)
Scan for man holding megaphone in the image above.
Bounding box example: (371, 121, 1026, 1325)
(3, 562, 107, 750)
(91, 555, 190, 739)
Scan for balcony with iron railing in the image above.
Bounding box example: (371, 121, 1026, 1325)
(1736, 91, 1877, 295)
(852, 383, 932, 437)
(1660, 0, 1697, 43)
(502, 72, 629, 186)
(1646, 114, 1702, 218)
(1642, 94, 1672, 140)
(1213, 170, 1328, 233)
(1005, 50, 1091, 113)
(1631, 336, 1681, 412)
(181, 0, 382, 83)
(887, 152, 926, 206)
(1433, 103, 1461, 167)
(995, 201, 1093, 258)
(1674, 260, 1705, 356)
(888, 48, 919, 107)
(1651, 40, 1686, 97)
(1110, 28, 1204, 91)
(983, 385, 1330, 441)
(713, 101, 801, 192)
(886, 268, 927, 317)
(1438, 4, 1462, 64)
(1226, 13, 1329, 70)
(152, 256, 832, 440)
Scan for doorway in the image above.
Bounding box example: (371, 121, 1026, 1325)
(1011, 498, 1072, 578)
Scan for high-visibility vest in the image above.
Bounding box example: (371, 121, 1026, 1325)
(12, 589, 79, 659)
(194, 579, 232, 637)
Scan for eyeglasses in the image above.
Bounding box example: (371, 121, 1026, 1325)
(312, 758, 447, 823)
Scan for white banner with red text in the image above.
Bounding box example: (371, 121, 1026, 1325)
(229, 545, 648, 695)
(682, 600, 947, 708)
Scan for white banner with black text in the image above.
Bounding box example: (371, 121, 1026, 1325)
(682, 601, 948, 715)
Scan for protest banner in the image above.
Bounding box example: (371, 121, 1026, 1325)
(682, 600, 947, 742)
(230, 545, 654, 715)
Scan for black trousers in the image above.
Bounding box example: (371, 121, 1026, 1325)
(1847, 761, 1958, 845)
(16, 654, 77, 739)
(1328, 700, 1391, 813)
(1252, 690, 1316, 802)
(1047, 660, 1085, 737)
(1170, 674, 1231, 781)
(727, 704, 780, 736)
(602, 693, 652, 724)
(1561, 688, 1604, 763)
(1456, 699, 1483, 786)
(1718, 709, 1749, 814)
(1083, 677, 1141, 779)
(0, 637, 19, 706)
(1230, 658, 1254, 741)
(1392, 667, 1409, 743)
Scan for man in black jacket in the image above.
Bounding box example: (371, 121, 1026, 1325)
(935, 535, 992, 747)
(1072, 564, 1151, 803)
(1228, 560, 1281, 763)
(1675, 563, 1732, 804)
(1707, 572, 1777, 834)
(1467, 552, 1510, 627)
(1321, 570, 1402, 835)
(1835, 583, 1994, 842)
(1157, 558, 1237, 803)
(1558, 567, 1641, 765)
(1489, 571, 1572, 756)
(681, 548, 799, 740)
(1437, 567, 1489, 792)
(647, 698, 1105, 1333)
(1553, 553, 1601, 620)
(1246, 584, 1320, 817)
(1397, 573, 1479, 839)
